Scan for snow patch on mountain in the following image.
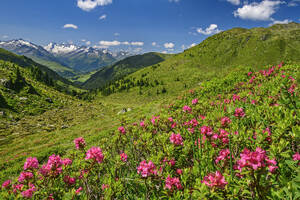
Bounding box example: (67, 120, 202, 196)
(44, 43, 79, 54)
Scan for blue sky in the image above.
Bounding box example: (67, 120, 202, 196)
(0, 0, 299, 53)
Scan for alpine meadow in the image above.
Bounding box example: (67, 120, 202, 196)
(0, 0, 299, 199)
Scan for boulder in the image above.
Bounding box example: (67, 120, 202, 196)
(45, 98, 53, 103)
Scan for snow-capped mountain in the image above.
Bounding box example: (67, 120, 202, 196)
(0, 39, 61, 64)
(0, 39, 133, 75)
(43, 43, 132, 72)
(44, 43, 131, 59)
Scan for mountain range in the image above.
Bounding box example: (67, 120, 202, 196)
(0, 39, 132, 79)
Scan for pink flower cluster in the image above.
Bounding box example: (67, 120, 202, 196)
(23, 157, 39, 171)
(189, 118, 199, 127)
(249, 76, 256, 84)
(85, 147, 104, 163)
(18, 172, 33, 183)
(102, 184, 110, 190)
(215, 129, 229, 144)
(74, 137, 86, 150)
(232, 94, 240, 102)
(236, 147, 277, 173)
(137, 160, 157, 177)
(182, 105, 192, 113)
(234, 108, 245, 118)
(200, 126, 213, 136)
(120, 152, 128, 162)
(21, 185, 35, 199)
(170, 133, 183, 146)
(293, 152, 300, 165)
(202, 171, 228, 189)
(40, 154, 63, 177)
(12, 184, 23, 194)
(162, 157, 176, 166)
(140, 121, 145, 127)
(63, 158, 72, 166)
(2, 180, 11, 189)
(288, 84, 296, 95)
(151, 116, 160, 125)
(63, 176, 76, 185)
(215, 149, 231, 163)
(221, 117, 231, 127)
(260, 66, 275, 77)
(192, 98, 198, 105)
(165, 176, 182, 190)
(118, 126, 126, 134)
(262, 127, 272, 142)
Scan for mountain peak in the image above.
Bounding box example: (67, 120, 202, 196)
(0, 39, 39, 50)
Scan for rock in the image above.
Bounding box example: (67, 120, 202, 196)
(0, 111, 5, 116)
(0, 79, 10, 88)
(117, 108, 132, 115)
(61, 125, 69, 129)
(19, 97, 28, 101)
(45, 98, 53, 103)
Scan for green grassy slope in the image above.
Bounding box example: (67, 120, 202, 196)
(96, 23, 300, 103)
(32, 57, 78, 78)
(186, 22, 300, 68)
(83, 52, 172, 89)
(0, 48, 74, 86)
(0, 60, 75, 125)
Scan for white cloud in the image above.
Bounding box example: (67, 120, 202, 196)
(81, 39, 86, 42)
(77, 0, 112, 11)
(152, 42, 157, 46)
(122, 41, 130, 45)
(197, 24, 221, 35)
(2, 35, 8, 39)
(181, 45, 185, 50)
(189, 43, 197, 48)
(63, 24, 78, 29)
(86, 41, 91, 45)
(269, 19, 292, 26)
(162, 51, 168, 54)
(288, 0, 300, 7)
(114, 32, 120, 36)
(164, 42, 175, 48)
(99, 40, 121, 46)
(131, 42, 144, 46)
(233, 0, 284, 21)
(98, 40, 144, 47)
(99, 14, 107, 20)
(227, 0, 240, 5)
(169, 0, 180, 2)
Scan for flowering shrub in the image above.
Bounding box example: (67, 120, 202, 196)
(85, 147, 104, 163)
(137, 160, 157, 177)
(74, 137, 86, 150)
(165, 176, 183, 190)
(1, 63, 299, 199)
(202, 171, 228, 189)
(170, 133, 184, 146)
(120, 152, 128, 162)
